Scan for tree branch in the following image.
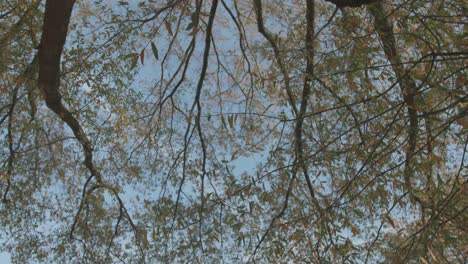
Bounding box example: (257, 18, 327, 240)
(368, 2, 425, 207)
(38, 2, 142, 253)
(38, 0, 101, 182)
(253, 0, 298, 114)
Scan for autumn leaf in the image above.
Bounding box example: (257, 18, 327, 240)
(140, 49, 145, 65)
(164, 20, 173, 36)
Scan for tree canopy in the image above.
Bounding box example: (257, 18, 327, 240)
(0, 0, 467, 263)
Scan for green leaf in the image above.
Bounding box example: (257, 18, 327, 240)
(221, 115, 227, 129)
(228, 115, 234, 129)
(151, 41, 159, 60)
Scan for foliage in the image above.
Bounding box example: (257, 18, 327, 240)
(0, 0, 466, 263)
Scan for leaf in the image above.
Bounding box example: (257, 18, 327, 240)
(420, 257, 429, 264)
(140, 49, 145, 65)
(57, 245, 65, 254)
(350, 224, 360, 235)
(278, 222, 288, 232)
(263, 103, 274, 113)
(188, 27, 199, 36)
(414, 69, 426, 80)
(288, 234, 302, 241)
(164, 20, 173, 36)
(353, 209, 364, 218)
(199, 11, 211, 17)
(221, 115, 227, 129)
(454, 118, 468, 129)
(151, 42, 159, 60)
(385, 214, 396, 228)
(428, 248, 438, 262)
(228, 115, 234, 129)
(455, 75, 464, 87)
(232, 222, 243, 232)
(123, 53, 138, 60)
(231, 149, 241, 160)
(130, 53, 139, 69)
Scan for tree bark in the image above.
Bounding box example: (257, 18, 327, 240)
(38, 0, 101, 182)
(38, 0, 75, 107)
(368, 2, 424, 208)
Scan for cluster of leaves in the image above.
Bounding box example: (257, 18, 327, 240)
(0, 0, 466, 263)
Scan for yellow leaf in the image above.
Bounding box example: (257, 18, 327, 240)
(288, 234, 302, 241)
(414, 69, 426, 80)
(454, 118, 468, 129)
(455, 75, 464, 87)
(231, 149, 241, 160)
(385, 214, 396, 228)
(165, 20, 173, 36)
(428, 247, 438, 262)
(420, 256, 429, 264)
(350, 224, 360, 235)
